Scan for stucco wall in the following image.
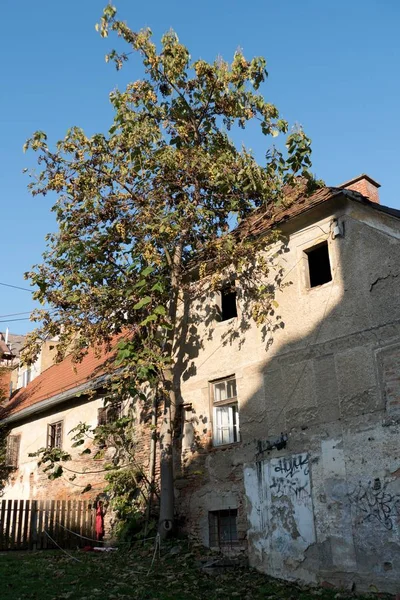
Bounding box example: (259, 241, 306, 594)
(3, 396, 108, 501)
(177, 199, 400, 594)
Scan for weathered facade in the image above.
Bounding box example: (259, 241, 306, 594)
(176, 176, 400, 594)
(0, 344, 120, 502)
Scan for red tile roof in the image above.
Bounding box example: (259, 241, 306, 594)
(0, 340, 120, 420)
(235, 186, 343, 239)
(235, 183, 400, 239)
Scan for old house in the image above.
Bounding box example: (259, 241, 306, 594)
(0, 342, 121, 501)
(176, 174, 400, 594)
(0, 173, 399, 592)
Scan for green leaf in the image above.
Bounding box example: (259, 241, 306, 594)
(133, 296, 152, 309)
(141, 266, 154, 277)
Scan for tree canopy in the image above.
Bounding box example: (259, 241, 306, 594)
(23, 4, 315, 533)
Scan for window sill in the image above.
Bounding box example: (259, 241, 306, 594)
(306, 280, 333, 293)
(215, 317, 237, 327)
(210, 441, 242, 452)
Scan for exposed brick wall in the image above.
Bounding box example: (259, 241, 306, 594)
(342, 176, 380, 204)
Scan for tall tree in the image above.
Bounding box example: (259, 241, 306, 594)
(23, 4, 314, 535)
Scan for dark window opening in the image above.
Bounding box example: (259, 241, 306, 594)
(47, 421, 63, 449)
(306, 242, 332, 288)
(221, 287, 237, 321)
(97, 402, 122, 426)
(209, 509, 238, 547)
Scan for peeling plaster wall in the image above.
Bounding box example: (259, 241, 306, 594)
(177, 201, 400, 594)
(2, 397, 107, 501)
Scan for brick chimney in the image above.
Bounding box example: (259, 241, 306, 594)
(339, 174, 380, 204)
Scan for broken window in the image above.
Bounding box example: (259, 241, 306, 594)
(47, 421, 63, 450)
(6, 434, 21, 468)
(209, 509, 238, 547)
(220, 286, 237, 321)
(212, 377, 240, 446)
(305, 241, 332, 288)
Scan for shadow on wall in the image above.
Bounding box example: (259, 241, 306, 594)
(172, 211, 400, 595)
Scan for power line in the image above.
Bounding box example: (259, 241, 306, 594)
(0, 311, 34, 318)
(0, 281, 31, 292)
(0, 309, 57, 319)
(0, 317, 33, 323)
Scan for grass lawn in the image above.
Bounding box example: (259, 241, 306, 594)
(0, 542, 391, 600)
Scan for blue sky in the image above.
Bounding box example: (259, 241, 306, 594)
(1, 0, 399, 334)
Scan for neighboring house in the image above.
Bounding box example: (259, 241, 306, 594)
(0, 331, 25, 369)
(0, 331, 58, 397)
(0, 342, 124, 501)
(0, 330, 25, 402)
(176, 174, 400, 594)
(13, 337, 59, 393)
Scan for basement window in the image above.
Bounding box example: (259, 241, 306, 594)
(305, 242, 332, 288)
(209, 509, 238, 547)
(211, 377, 240, 446)
(220, 286, 237, 321)
(47, 421, 63, 450)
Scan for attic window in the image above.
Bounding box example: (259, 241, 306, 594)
(220, 286, 237, 321)
(305, 242, 332, 288)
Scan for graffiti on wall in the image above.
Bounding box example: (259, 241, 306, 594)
(349, 480, 400, 531)
(269, 453, 311, 505)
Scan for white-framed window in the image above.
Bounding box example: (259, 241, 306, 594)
(22, 368, 31, 388)
(211, 376, 240, 446)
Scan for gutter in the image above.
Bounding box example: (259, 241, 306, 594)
(1, 373, 111, 425)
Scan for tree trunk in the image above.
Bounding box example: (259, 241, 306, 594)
(145, 392, 158, 535)
(158, 376, 176, 537)
(158, 240, 184, 538)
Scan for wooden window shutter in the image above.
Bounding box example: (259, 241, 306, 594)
(98, 407, 108, 426)
(6, 435, 21, 468)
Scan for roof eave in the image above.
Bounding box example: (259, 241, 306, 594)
(1, 373, 111, 425)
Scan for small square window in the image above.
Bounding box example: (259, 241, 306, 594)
(211, 377, 240, 446)
(47, 421, 63, 450)
(220, 286, 237, 321)
(305, 242, 332, 288)
(209, 509, 238, 547)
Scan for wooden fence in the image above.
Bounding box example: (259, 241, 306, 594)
(0, 499, 97, 550)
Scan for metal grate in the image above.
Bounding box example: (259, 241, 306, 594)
(209, 508, 238, 547)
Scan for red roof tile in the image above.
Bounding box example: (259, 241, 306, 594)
(0, 340, 121, 420)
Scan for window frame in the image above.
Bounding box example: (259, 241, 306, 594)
(97, 400, 122, 426)
(47, 420, 63, 450)
(210, 376, 240, 447)
(219, 285, 238, 322)
(6, 434, 21, 468)
(22, 367, 32, 388)
(304, 240, 332, 289)
(208, 509, 238, 547)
